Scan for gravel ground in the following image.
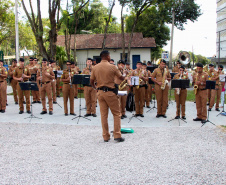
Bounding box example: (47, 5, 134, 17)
(0, 123, 225, 184)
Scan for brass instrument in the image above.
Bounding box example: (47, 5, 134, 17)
(194, 74, 198, 95)
(161, 67, 168, 90)
(176, 73, 182, 95)
(136, 69, 143, 89)
(179, 51, 190, 65)
(203, 65, 208, 73)
(69, 68, 72, 88)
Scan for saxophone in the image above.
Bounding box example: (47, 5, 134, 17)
(136, 69, 143, 89)
(176, 73, 182, 95)
(194, 74, 198, 95)
(161, 67, 168, 90)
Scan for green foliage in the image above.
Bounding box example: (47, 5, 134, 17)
(56, 46, 67, 68)
(195, 55, 210, 66)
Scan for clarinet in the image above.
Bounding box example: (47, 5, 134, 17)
(21, 67, 25, 82)
(69, 68, 72, 88)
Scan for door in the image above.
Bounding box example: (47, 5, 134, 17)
(132, 55, 140, 69)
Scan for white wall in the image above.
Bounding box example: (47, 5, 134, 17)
(76, 48, 151, 70)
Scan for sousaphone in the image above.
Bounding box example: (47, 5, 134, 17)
(179, 51, 190, 66)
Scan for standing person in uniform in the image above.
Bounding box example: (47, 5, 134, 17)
(173, 66, 188, 119)
(71, 62, 79, 99)
(8, 59, 18, 104)
(0, 60, 8, 106)
(33, 58, 41, 102)
(151, 59, 171, 118)
(13, 58, 31, 114)
(193, 63, 208, 124)
(115, 60, 127, 119)
(209, 65, 224, 111)
(110, 59, 115, 65)
(207, 64, 215, 105)
(27, 57, 40, 103)
(61, 61, 76, 116)
(147, 61, 153, 103)
(0, 60, 7, 113)
(49, 60, 59, 104)
(83, 58, 97, 117)
(90, 50, 127, 142)
(129, 61, 148, 117)
(142, 63, 151, 108)
(172, 60, 181, 73)
(37, 58, 55, 115)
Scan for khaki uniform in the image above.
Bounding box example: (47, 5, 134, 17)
(90, 60, 122, 141)
(83, 66, 97, 114)
(37, 66, 55, 112)
(144, 70, 152, 107)
(207, 70, 216, 103)
(13, 66, 31, 111)
(61, 69, 75, 114)
(172, 66, 180, 73)
(34, 63, 41, 100)
(194, 72, 208, 120)
(174, 73, 189, 117)
(209, 71, 222, 109)
(0, 66, 7, 111)
(52, 66, 61, 98)
(27, 63, 40, 102)
(131, 69, 148, 115)
(8, 65, 18, 103)
(72, 66, 80, 98)
(115, 68, 127, 116)
(152, 67, 171, 115)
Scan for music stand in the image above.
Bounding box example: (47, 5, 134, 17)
(146, 77, 157, 113)
(147, 66, 157, 73)
(169, 73, 177, 105)
(202, 80, 216, 127)
(30, 74, 37, 82)
(168, 79, 189, 125)
(217, 75, 226, 117)
(19, 82, 42, 122)
(72, 74, 91, 124)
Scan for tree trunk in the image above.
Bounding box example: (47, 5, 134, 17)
(102, 0, 115, 50)
(73, 17, 79, 64)
(121, 2, 126, 61)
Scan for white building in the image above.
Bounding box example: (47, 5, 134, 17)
(216, 0, 226, 65)
(57, 33, 156, 70)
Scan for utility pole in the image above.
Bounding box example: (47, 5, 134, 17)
(15, 0, 19, 62)
(169, 10, 175, 68)
(218, 31, 220, 67)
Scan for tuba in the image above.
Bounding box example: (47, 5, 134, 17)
(161, 67, 168, 90)
(179, 51, 190, 66)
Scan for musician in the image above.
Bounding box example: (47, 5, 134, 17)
(71, 62, 80, 99)
(61, 61, 76, 116)
(83, 58, 97, 117)
(151, 59, 171, 118)
(0, 60, 7, 113)
(37, 58, 55, 115)
(49, 60, 59, 104)
(173, 66, 188, 119)
(110, 59, 115, 65)
(27, 57, 40, 104)
(207, 64, 215, 105)
(209, 65, 224, 111)
(142, 63, 151, 108)
(115, 60, 127, 119)
(8, 59, 18, 104)
(147, 61, 153, 103)
(193, 63, 208, 123)
(13, 58, 31, 114)
(90, 50, 126, 142)
(129, 61, 148, 117)
(172, 60, 181, 73)
(92, 58, 97, 66)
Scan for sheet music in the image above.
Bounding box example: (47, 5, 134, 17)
(219, 74, 226, 82)
(131, 76, 139, 86)
(57, 70, 63, 78)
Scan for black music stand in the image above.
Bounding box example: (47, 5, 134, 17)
(217, 75, 226, 117)
(72, 74, 91, 124)
(169, 73, 177, 105)
(146, 77, 157, 113)
(19, 82, 42, 122)
(168, 79, 190, 125)
(202, 80, 216, 127)
(30, 74, 37, 82)
(147, 66, 157, 73)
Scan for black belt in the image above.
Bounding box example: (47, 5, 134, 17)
(98, 86, 115, 92)
(84, 84, 91, 87)
(0, 81, 4, 83)
(200, 88, 206, 91)
(43, 81, 50, 84)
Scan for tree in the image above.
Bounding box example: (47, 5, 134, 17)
(21, 0, 61, 59)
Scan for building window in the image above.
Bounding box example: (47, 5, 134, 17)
(120, 53, 128, 62)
